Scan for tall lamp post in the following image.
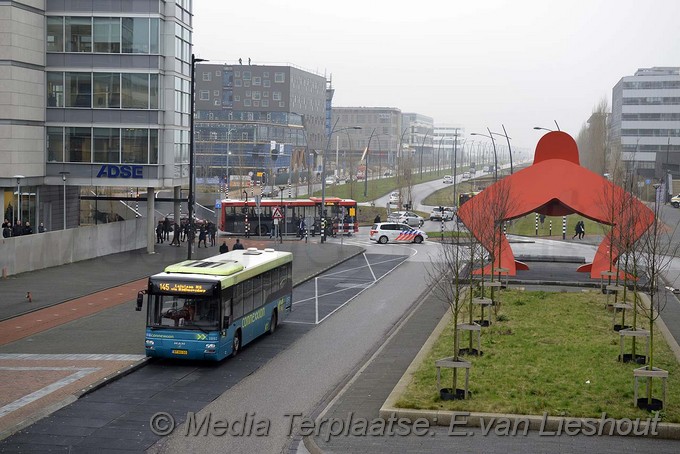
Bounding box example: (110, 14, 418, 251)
(321, 118, 360, 243)
(59, 171, 69, 230)
(419, 128, 430, 178)
(188, 54, 207, 259)
(533, 121, 560, 133)
(13, 175, 24, 225)
(224, 128, 235, 199)
(470, 128, 499, 181)
(363, 128, 376, 197)
(486, 125, 514, 175)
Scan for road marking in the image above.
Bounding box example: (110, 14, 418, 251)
(0, 367, 99, 418)
(0, 354, 146, 361)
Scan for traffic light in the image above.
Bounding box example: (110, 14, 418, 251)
(270, 140, 278, 161)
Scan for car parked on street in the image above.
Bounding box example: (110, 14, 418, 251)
(672, 194, 680, 208)
(369, 222, 428, 244)
(429, 207, 453, 221)
(388, 211, 424, 227)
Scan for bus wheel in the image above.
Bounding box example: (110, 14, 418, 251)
(268, 311, 278, 335)
(231, 330, 241, 357)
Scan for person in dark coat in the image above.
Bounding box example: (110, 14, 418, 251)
(197, 224, 207, 248)
(170, 223, 181, 246)
(23, 221, 33, 235)
(13, 220, 22, 237)
(232, 239, 244, 250)
(219, 241, 229, 254)
(156, 220, 164, 244)
(207, 221, 216, 246)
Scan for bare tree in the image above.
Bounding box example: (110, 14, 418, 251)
(576, 97, 610, 175)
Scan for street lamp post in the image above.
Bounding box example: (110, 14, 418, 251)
(470, 128, 499, 181)
(13, 175, 24, 225)
(487, 125, 514, 175)
(225, 128, 234, 199)
(321, 119, 360, 243)
(363, 128, 376, 197)
(419, 128, 430, 178)
(188, 54, 207, 260)
(59, 171, 69, 230)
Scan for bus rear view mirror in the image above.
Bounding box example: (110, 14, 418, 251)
(136, 290, 146, 311)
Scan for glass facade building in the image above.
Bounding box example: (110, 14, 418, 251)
(0, 0, 192, 231)
(611, 67, 680, 178)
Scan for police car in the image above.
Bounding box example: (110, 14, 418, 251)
(369, 222, 428, 244)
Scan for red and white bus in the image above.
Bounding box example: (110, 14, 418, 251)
(218, 197, 359, 237)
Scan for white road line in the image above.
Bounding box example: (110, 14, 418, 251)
(0, 354, 146, 361)
(0, 367, 99, 418)
(364, 252, 377, 282)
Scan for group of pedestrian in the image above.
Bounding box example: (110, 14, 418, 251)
(2, 219, 43, 238)
(572, 220, 585, 240)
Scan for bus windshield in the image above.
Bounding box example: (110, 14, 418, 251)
(148, 294, 220, 330)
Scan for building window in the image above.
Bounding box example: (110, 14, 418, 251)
(272, 91, 281, 101)
(244, 81, 250, 87)
(216, 70, 221, 76)
(245, 90, 251, 98)
(149, 74, 158, 109)
(235, 79, 242, 87)
(122, 128, 149, 163)
(252, 91, 261, 100)
(47, 17, 64, 52)
(47, 127, 64, 162)
(93, 73, 121, 108)
(253, 101, 259, 107)
(213, 90, 219, 97)
(122, 73, 149, 108)
(263, 91, 269, 98)
(47, 72, 64, 107)
(262, 99, 269, 107)
(242, 71, 251, 80)
(66, 72, 92, 107)
(93, 128, 120, 163)
(199, 90, 209, 101)
(202, 72, 211, 81)
(93, 18, 121, 53)
(66, 127, 92, 162)
(149, 129, 159, 164)
(66, 17, 92, 52)
(279, 101, 285, 107)
(122, 18, 150, 53)
(244, 99, 252, 107)
(214, 99, 221, 106)
(263, 79, 271, 87)
(253, 76, 261, 86)
(274, 72, 285, 83)
(263, 72, 269, 78)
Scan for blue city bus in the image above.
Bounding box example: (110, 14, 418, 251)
(136, 247, 293, 361)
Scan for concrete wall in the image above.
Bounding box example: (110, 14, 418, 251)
(0, 218, 147, 276)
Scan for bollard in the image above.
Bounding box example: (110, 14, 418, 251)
(562, 216, 566, 240)
(535, 213, 539, 236)
(441, 218, 444, 240)
(549, 220, 552, 236)
(26, 292, 32, 302)
(321, 218, 326, 243)
(2, 267, 6, 279)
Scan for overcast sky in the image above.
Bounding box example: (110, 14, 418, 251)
(193, 0, 680, 154)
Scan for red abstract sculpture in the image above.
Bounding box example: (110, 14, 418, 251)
(457, 131, 655, 279)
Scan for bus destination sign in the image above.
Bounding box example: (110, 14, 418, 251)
(150, 280, 215, 295)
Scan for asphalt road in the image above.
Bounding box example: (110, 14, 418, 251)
(150, 238, 439, 453)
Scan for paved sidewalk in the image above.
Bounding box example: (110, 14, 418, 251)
(0, 237, 364, 440)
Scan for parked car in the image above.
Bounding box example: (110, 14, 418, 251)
(369, 222, 428, 244)
(325, 176, 337, 185)
(429, 207, 454, 221)
(261, 186, 279, 198)
(672, 194, 680, 208)
(388, 211, 424, 227)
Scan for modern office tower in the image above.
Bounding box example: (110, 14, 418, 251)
(0, 0, 192, 231)
(610, 67, 680, 180)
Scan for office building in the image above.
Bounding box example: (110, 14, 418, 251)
(610, 67, 680, 179)
(0, 0, 192, 232)
(193, 63, 328, 191)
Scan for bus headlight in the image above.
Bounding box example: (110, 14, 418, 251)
(205, 343, 216, 349)
(145, 339, 155, 350)
(204, 343, 216, 354)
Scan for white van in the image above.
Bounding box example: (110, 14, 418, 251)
(388, 191, 400, 205)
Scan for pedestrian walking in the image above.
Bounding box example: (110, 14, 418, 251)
(298, 218, 306, 239)
(170, 223, 181, 246)
(163, 217, 171, 241)
(208, 221, 216, 246)
(197, 224, 207, 248)
(232, 238, 244, 250)
(374, 214, 381, 224)
(156, 220, 164, 244)
(578, 220, 585, 239)
(572, 220, 584, 240)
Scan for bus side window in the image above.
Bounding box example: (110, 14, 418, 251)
(242, 279, 254, 315)
(252, 275, 262, 308)
(232, 284, 243, 319)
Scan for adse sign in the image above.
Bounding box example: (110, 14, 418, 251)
(96, 164, 143, 179)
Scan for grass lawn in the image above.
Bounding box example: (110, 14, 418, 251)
(505, 215, 606, 238)
(396, 289, 680, 422)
